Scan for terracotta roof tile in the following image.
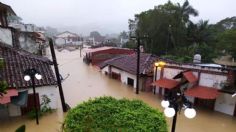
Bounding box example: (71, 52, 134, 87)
(100, 53, 157, 75)
(0, 43, 57, 89)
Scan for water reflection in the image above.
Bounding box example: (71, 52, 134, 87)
(0, 49, 236, 132)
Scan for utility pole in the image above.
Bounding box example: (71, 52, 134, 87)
(136, 34, 140, 94)
(49, 38, 67, 112)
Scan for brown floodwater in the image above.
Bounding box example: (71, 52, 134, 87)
(1, 49, 236, 132)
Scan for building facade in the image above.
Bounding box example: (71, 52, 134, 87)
(55, 31, 82, 46)
(153, 61, 236, 116)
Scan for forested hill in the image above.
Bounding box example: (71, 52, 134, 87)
(123, 0, 236, 63)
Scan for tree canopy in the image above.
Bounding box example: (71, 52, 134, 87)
(126, 0, 236, 63)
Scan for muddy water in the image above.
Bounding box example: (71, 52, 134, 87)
(1, 49, 236, 132)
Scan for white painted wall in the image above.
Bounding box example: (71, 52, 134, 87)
(199, 73, 227, 89)
(8, 86, 58, 117)
(8, 104, 22, 116)
(0, 28, 12, 46)
(111, 67, 137, 88)
(215, 93, 236, 115)
(101, 66, 109, 74)
(101, 65, 137, 88)
(19, 34, 39, 54)
(163, 68, 182, 79)
(21, 86, 59, 109)
(55, 37, 66, 45)
(57, 32, 77, 38)
(55, 32, 82, 45)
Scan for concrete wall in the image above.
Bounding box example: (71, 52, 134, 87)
(19, 34, 39, 54)
(0, 28, 12, 46)
(215, 93, 236, 115)
(8, 86, 58, 117)
(163, 68, 182, 79)
(55, 37, 65, 45)
(102, 65, 137, 89)
(199, 73, 227, 89)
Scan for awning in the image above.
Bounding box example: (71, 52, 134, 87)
(183, 71, 198, 83)
(185, 86, 219, 99)
(152, 78, 179, 89)
(0, 89, 18, 104)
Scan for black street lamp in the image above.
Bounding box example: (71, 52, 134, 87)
(161, 90, 196, 132)
(24, 68, 42, 125)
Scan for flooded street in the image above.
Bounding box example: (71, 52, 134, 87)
(1, 49, 236, 132)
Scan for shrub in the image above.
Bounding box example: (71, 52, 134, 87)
(63, 96, 167, 132)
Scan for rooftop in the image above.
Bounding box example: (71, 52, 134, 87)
(100, 53, 157, 75)
(0, 42, 57, 89)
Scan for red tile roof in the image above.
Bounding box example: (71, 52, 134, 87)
(100, 53, 157, 75)
(183, 71, 198, 83)
(185, 86, 220, 99)
(152, 78, 179, 89)
(0, 43, 57, 89)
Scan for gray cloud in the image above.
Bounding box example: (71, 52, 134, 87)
(2, 0, 235, 35)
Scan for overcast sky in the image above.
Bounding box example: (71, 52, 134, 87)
(2, 0, 236, 35)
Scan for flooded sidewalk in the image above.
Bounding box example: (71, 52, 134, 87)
(1, 49, 236, 132)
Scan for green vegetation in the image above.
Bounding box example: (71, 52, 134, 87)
(0, 59, 7, 96)
(126, 0, 236, 63)
(27, 95, 53, 119)
(63, 96, 167, 132)
(15, 125, 26, 132)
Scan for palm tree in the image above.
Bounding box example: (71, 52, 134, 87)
(178, 0, 198, 24)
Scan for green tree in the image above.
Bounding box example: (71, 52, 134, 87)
(0, 59, 7, 96)
(129, 0, 198, 55)
(216, 29, 236, 58)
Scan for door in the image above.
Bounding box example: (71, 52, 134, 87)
(127, 78, 134, 87)
(21, 93, 40, 115)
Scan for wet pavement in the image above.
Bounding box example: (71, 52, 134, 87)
(0, 49, 236, 132)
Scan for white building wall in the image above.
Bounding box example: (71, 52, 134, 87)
(215, 93, 236, 115)
(199, 73, 227, 89)
(0, 28, 12, 46)
(57, 32, 77, 38)
(19, 34, 38, 54)
(101, 66, 137, 88)
(8, 86, 58, 117)
(163, 68, 182, 79)
(55, 38, 66, 45)
(111, 67, 137, 88)
(101, 66, 109, 74)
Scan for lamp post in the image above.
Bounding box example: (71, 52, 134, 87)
(24, 68, 42, 125)
(153, 62, 158, 94)
(161, 90, 196, 132)
(153, 61, 166, 94)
